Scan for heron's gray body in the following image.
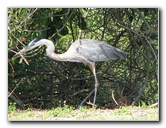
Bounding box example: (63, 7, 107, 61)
(17, 38, 126, 108)
(66, 39, 126, 63)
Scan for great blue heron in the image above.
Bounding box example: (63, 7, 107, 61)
(16, 38, 126, 108)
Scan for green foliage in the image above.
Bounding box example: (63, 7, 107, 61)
(8, 8, 158, 109)
(8, 102, 17, 114)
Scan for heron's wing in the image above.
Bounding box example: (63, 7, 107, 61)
(75, 39, 126, 62)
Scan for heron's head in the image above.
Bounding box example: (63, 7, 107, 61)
(25, 38, 43, 51)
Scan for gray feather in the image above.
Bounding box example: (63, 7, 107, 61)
(74, 39, 126, 62)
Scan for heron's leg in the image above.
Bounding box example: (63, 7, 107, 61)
(79, 63, 99, 108)
(92, 67, 99, 108)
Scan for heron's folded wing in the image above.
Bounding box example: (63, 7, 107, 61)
(76, 39, 126, 62)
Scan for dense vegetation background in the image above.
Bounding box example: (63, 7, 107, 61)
(8, 8, 158, 109)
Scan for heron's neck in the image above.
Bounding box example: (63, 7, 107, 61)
(46, 50, 69, 62)
(42, 39, 72, 62)
(45, 45, 69, 62)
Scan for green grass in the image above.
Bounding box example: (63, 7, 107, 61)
(8, 105, 158, 121)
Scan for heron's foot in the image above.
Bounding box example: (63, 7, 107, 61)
(79, 89, 95, 107)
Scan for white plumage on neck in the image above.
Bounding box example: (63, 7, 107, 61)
(40, 39, 78, 62)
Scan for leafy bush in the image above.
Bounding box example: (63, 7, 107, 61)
(8, 8, 158, 109)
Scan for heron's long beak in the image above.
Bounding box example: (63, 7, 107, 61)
(14, 46, 30, 58)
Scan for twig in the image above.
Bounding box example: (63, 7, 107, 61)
(111, 90, 119, 106)
(8, 91, 24, 109)
(8, 48, 18, 54)
(149, 102, 158, 108)
(71, 89, 90, 97)
(20, 53, 29, 65)
(8, 61, 15, 77)
(8, 78, 24, 97)
(8, 78, 25, 108)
